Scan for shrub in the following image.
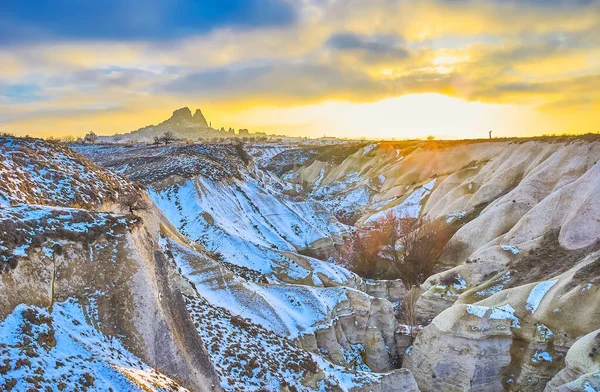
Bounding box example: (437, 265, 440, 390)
(119, 192, 150, 215)
(346, 230, 385, 278)
(346, 211, 451, 286)
(402, 287, 420, 337)
(234, 142, 251, 165)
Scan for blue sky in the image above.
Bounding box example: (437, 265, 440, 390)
(0, 0, 296, 43)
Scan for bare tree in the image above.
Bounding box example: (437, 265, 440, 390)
(376, 210, 403, 267)
(393, 218, 447, 286)
(153, 136, 161, 147)
(119, 192, 150, 215)
(84, 131, 98, 144)
(368, 211, 449, 286)
(161, 131, 175, 146)
(60, 135, 77, 143)
(346, 230, 384, 278)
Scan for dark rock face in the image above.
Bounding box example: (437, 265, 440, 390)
(164, 107, 208, 127)
(168, 107, 193, 123)
(193, 109, 209, 127)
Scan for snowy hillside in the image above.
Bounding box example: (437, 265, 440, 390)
(2, 137, 420, 391)
(264, 138, 600, 392)
(4, 135, 600, 392)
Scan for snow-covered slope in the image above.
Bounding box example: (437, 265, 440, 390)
(0, 137, 221, 391)
(75, 141, 421, 390)
(76, 143, 355, 285)
(2, 138, 422, 391)
(274, 137, 600, 391)
(0, 300, 189, 391)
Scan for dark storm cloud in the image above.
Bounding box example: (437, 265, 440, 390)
(326, 32, 410, 61)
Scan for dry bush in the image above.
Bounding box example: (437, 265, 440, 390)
(119, 192, 150, 215)
(234, 141, 251, 165)
(392, 217, 449, 286)
(161, 131, 175, 146)
(374, 211, 451, 285)
(346, 230, 385, 278)
(347, 210, 451, 285)
(402, 287, 420, 337)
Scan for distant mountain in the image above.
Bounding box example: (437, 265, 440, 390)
(167, 107, 208, 127)
(98, 107, 284, 144)
(102, 107, 223, 143)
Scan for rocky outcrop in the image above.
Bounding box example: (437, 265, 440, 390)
(193, 108, 209, 126)
(165, 107, 208, 127)
(0, 138, 222, 391)
(168, 107, 194, 123)
(301, 290, 404, 372)
(102, 107, 220, 143)
(545, 329, 600, 391)
(0, 206, 222, 391)
(363, 279, 407, 304)
(403, 250, 600, 391)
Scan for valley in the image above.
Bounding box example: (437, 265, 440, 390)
(1, 135, 599, 391)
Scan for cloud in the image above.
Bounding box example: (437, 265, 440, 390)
(1, 0, 599, 137)
(325, 32, 410, 64)
(0, 82, 46, 104)
(0, 0, 297, 44)
(161, 62, 378, 102)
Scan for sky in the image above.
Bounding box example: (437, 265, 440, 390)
(0, 0, 599, 139)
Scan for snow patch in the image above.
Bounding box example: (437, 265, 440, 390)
(526, 279, 558, 313)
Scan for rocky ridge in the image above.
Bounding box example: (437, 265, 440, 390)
(274, 137, 600, 391)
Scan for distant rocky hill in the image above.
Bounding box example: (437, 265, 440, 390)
(103, 107, 219, 143)
(101, 107, 270, 143)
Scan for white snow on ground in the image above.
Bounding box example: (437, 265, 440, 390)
(446, 210, 467, 223)
(532, 350, 553, 363)
(320, 186, 372, 220)
(526, 279, 558, 313)
(313, 172, 362, 199)
(366, 178, 436, 224)
(149, 178, 355, 286)
(182, 279, 387, 391)
(475, 271, 512, 298)
(466, 303, 521, 328)
(314, 167, 326, 188)
(0, 204, 133, 263)
(0, 137, 133, 208)
(362, 144, 377, 156)
(501, 245, 520, 255)
(247, 144, 288, 168)
(453, 274, 467, 290)
(536, 323, 554, 340)
(0, 299, 187, 391)
(466, 304, 488, 318)
(150, 175, 347, 251)
(163, 236, 362, 339)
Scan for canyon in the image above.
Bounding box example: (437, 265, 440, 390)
(1, 135, 599, 391)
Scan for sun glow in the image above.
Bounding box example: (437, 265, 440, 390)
(228, 93, 549, 140)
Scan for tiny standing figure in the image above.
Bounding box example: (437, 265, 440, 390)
(489, 130, 492, 139)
